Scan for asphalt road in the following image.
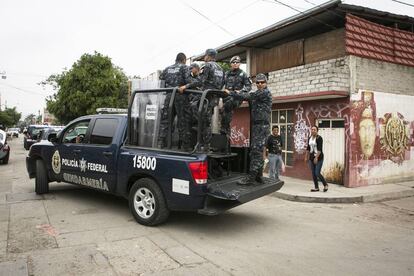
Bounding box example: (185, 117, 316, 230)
(0, 137, 413, 275)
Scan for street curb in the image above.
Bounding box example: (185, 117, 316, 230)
(272, 189, 414, 204)
(272, 192, 363, 203)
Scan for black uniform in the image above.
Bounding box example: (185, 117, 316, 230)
(221, 68, 251, 135)
(198, 61, 224, 149)
(183, 71, 202, 146)
(158, 63, 190, 147)
(234, 87, 272, 179)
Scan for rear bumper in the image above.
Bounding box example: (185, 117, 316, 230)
(26, 156, 36, 178)
(198, 175, 284, 215)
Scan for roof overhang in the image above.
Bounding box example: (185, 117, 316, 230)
(192, 0, 414, 63)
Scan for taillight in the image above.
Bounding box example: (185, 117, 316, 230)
(188, 161, 208, 184)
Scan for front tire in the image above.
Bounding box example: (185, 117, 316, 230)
(2, 152, 9, 164)
(35, 159, 49, 194)
(129, 178, 169, 226)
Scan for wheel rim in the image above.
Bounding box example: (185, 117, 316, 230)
(133, 187, 156, 219)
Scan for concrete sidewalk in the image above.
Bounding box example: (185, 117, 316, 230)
(270, 175, 414, 203)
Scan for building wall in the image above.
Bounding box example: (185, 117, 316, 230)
(352, 56, 414, 95)
(347, 57, 414, 187)
(267, 57, 350, 97)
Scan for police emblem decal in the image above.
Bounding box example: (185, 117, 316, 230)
(52, 150, 61, 174)
(80, 158, 87, 172)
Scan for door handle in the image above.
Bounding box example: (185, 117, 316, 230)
(103, 151, 113, 157)
(73, 149, 81, 153)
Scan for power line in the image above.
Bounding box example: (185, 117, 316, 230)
(0, 82, 50, 97)
(299, 0, 345, 19)
(180, 1, 235, 37)
(142, 0, 260, 66)
(268, 0, 337, 29)
(391, 0, 414, 8)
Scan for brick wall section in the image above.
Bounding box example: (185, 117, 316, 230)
(267, 57, 350, 96)
(353, 56, 414, 96)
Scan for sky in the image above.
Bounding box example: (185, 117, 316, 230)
(0, 0, 413, 118)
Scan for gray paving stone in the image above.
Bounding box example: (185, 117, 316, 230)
(0, 259, 28, 276)
(144, 262, 231, 276)
(165, 246, 205, 265)
(6, 192, 43, 203)
(29, 245, 116, 276)
(97, 237, 180, 275)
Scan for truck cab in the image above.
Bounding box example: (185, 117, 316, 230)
(26, 88, 284, 226)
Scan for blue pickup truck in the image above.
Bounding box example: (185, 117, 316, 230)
(26, 88, 284, 226)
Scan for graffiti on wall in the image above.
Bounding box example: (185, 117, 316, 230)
(293, 104, 309, 154)
(349, 90, 414, 186)
(230, 126, 249, 147)
(379, 112, 410, 163)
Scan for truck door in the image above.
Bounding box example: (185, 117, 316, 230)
(56, 119, 91, 180)
(78, 117, 120, 193)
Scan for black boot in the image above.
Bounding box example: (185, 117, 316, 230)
(237, 175, 254, 185)
(255, 170, 264, 183)
(255, 175, 264, 183)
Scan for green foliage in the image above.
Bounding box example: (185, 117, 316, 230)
(0, 107, 21, 127)
(23, 114, 36, 126)
(217, 61, 231, 72)
(43, 51, 129, 124)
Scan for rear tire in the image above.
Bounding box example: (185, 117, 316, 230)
(35, 159, 49, 194)
(129, 178, 169, 226)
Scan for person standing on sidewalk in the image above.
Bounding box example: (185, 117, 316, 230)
(304, 126, 328, 192)
(266, 125, 283, 181)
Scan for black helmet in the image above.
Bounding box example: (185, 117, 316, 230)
(230, 56, 241, 63)
(205, 48, 217, 57)
(256, 73, 267, 82)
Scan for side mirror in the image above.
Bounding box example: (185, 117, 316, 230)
(48, 133, 58, 143)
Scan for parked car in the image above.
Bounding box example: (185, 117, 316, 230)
(37, 126, 64, 142)
(24, 125, 47, 150)
(7, 128, 20, 138)
(0, 129, 10, 164)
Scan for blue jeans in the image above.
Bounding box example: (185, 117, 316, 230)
(308, 159, 328, 189)
(268, 153, 282, 180)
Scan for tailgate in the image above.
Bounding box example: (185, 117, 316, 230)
(198, 174, 284, 215)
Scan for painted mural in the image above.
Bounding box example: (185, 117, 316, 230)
(349, 90, 414, 186)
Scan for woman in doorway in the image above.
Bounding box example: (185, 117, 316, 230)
(304, 126, 328, 192)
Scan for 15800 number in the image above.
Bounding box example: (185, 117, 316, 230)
(132, 155, 157, 170)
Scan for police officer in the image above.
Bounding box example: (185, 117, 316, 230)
(198, 48, 225, 151)
(158, 52, 190, 149)
(221, 56, 251, 136)
(231, 73, 272, 185)
(179, 63, 201, 149)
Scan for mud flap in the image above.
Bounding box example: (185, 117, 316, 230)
(198, 175, 284, 215)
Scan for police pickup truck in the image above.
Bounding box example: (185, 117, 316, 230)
(26, 88, 283, 226)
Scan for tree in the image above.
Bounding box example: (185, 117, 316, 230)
(217, 61, 231, 72)
(24, 114, 36, 125)
(42, 51, 129, 124)
(0, 107, 21, 127)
